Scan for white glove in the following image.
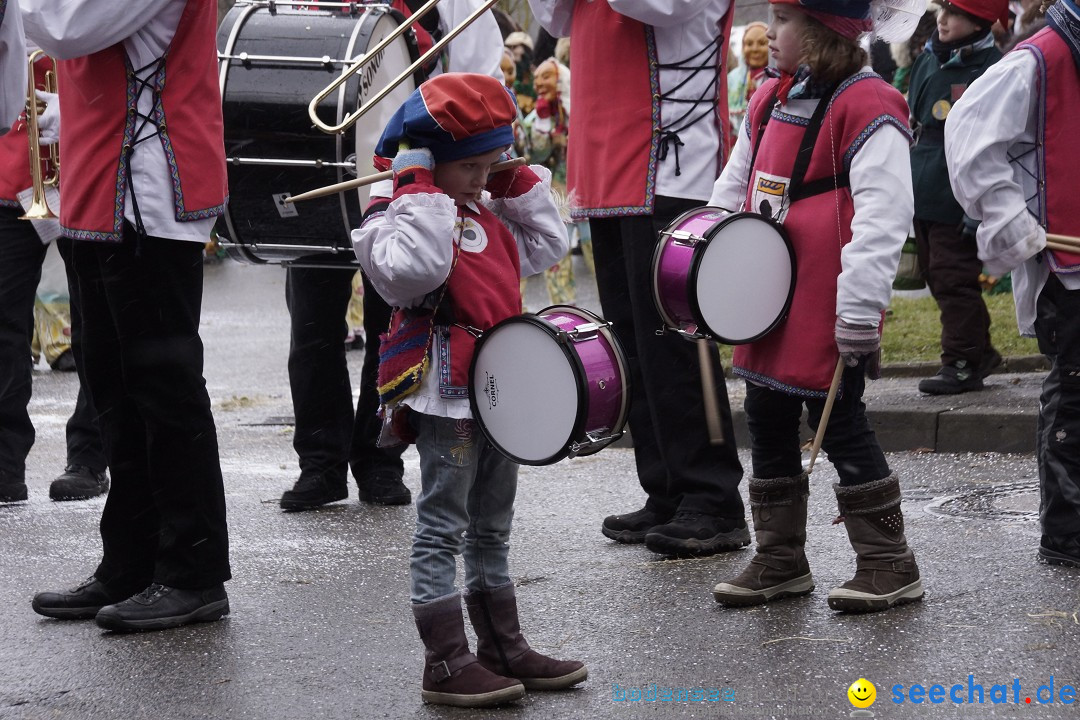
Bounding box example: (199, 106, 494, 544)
(34, 88, 59, 145)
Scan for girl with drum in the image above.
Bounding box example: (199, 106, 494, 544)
(352, 73, 586, 707)
(708, 0, 925, 613)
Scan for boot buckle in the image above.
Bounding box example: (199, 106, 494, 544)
(430, 660, 452, 683)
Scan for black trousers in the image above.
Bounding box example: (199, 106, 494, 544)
(0, 209, 103, 481)
(744, 361, 891, 487)
(285, 266, 403, 485)
(66, 226, 230, 590)
(1034, 273, 1080, 545)
(914, 219, 993, 367)
(589, 196, 744, 519)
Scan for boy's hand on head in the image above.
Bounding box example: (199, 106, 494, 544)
(392, 146, 435, 191)
(486, 152, 538, 199)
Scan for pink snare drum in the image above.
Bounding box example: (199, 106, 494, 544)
(469, 305, 630, 466)
(652, 208, 796, 344)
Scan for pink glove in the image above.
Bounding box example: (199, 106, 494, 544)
(534, 97, 552, 120)
(485, 153, 540, 199)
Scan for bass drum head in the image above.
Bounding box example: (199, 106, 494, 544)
(352, 9, 419, 209)
(470, 317, 584, 466)
(692, 213, 796, 345)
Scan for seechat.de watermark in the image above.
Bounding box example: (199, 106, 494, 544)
(612, 682, 736, 703)
(891, 675, 1076, 706)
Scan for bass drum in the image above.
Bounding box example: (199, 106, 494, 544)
(216, 2, 421, 267)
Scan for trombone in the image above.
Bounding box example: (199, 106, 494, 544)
(307, 0, 500, 134)
(20, 49, 59, 221)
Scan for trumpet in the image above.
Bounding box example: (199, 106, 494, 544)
(307, 0, 500, 134)
(19, 49, 59, 221)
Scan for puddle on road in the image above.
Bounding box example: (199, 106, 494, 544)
(926, 481, 1039, 521)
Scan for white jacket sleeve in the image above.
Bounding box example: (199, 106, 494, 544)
(352, 192, 459, 308)
(0, 5, 26, 131)
(20, 0, 177, 59)
(945, 51, 1045, 277)
(484, 166, 570, 277)
(527, 0, 575, 37)
(837, 124, 913, 326)
(709, 124, 753, 211)
(441, 0, 504, 80)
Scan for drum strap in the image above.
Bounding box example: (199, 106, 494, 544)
(748, 86, 849, 213)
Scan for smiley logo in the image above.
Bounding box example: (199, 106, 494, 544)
(847, 678, 876, 708)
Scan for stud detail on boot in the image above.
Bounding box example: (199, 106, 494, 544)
(713, 474, 815, 606)
(828, 475, 924, 613)
(465, 584, 588, 690)
(412, 594, 525, 707)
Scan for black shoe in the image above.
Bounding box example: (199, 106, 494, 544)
(49, 350, 77, 372)
(644, 511, 751, 557)
(978, 348, 1003, 379)
(0, 471, 27, 503)
(95, 583, 229, 632)
(601, 507, 673, 544)
(280, 473, 347, 511)
(32, 576, 133, 620)
(357, 472, 411, 505)
(1038, 536, 1080, 568)
(49, 465, 109, 501)
(345, 332, 365, 351)
(918, 360, 984, 395)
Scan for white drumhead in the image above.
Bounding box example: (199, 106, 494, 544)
(695, 215, 793, 344)
(472, 321, 580, 464)
(351, 10, 417, 208)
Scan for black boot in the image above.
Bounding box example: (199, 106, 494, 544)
(280, 472, 347, 510)
(713, 474, 814, 606)
(412, 593, 525, 707)
(49, 465, 109, 501)
(465, 584, 587, 690)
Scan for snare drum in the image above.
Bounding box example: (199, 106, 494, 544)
(469, 306, 630, 466)
(652, 208, 796, 344)
(216, 2, 420, 267)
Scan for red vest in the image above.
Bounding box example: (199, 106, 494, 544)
(1016, 28, 1080, 273)
(733, 75, 910, 395)
(0, 55, 54, 206)
(56, 0, 227, 241)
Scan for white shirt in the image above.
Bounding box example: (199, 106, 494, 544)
(530, 0, 732, 203)
(22, 0, 215, 243)
(353, 166, 569, 418)
(710, 70, 913, 327)
(945, 49, 1080, 336)
(0, 3, 26, 132)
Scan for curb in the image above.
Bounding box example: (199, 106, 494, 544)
(877, 354, 1050, 378)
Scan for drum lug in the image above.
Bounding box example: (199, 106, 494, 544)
(559, 321, 612, 343)
(569, 430, 625, 455)
(664, 229, 703, 247)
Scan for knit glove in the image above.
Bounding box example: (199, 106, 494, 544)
(391, 145, 435, 192)
(835, 318, 881, 379)
(485, 151, 537, 199)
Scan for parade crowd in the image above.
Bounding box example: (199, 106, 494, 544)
(1, 0, 1078, 709)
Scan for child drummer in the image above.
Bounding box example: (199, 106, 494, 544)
(351, 72, 584, 707)
(708, 0, 924, 612)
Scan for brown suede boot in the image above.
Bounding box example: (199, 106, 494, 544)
(828, 475, 924, 613)
(465, 584, 588, 690)
(713, 474, 815, 606)
(412, 594, 525, 707)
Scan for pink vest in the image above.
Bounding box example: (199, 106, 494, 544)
(567, 0, 732, 217)
(733, 74, 910, 395)
(0, 56, 53, 206)
(57, 0, 227, 241)
(1016, 28, 1080, 273)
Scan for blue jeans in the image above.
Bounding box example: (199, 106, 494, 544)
(410, 413, 518, 603)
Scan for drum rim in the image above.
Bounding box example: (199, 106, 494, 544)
(468, 313, 590, 466)
(651, 205, 717, 334)
(688, 210, 798, 345)
(538, 304, 631, 458)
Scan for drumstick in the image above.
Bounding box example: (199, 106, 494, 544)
(1045, 232, 1080, 252)
(1047, 239, 1080, 255)
(697, 338, 725, 446)
(807, 357, 845, 474)
(283, 157, 527, 203)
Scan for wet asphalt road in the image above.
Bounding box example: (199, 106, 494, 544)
(2, 258, 1078, 720)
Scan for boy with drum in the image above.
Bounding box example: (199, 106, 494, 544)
(708, 0, 924, 613)
(351, 72, 585, 707)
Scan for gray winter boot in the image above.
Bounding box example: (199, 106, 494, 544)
(713, 474, 815, 606)
(828, 475, 924, 612)
(412, 593, 525, 707)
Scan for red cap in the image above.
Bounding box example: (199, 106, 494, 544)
(940, 0, 1011, 29)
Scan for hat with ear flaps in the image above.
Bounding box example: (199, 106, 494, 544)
(769, 0, 926, 42)
(374, 72, 518, 164)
